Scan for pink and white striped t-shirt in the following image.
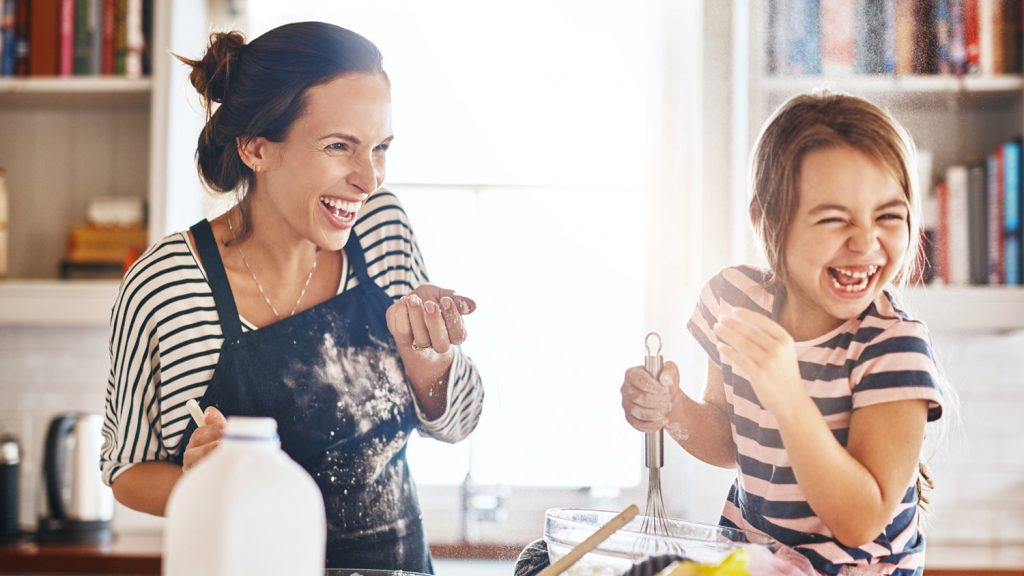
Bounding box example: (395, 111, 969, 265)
(687, 265, 944, 576)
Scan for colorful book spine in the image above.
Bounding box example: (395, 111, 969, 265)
(1004, 139, 1022, 284)
(947, 164, 971, 285)
(967, 163, 989, 284)
(964, 0, 981, 73)
(822, 0, 855, 75)
(988, 150, 1005, 283)
(29, 0, 61, 76)
(13, 0, 27, 75)
(59, 0, 75, 76)
(1, 0, 15, 75)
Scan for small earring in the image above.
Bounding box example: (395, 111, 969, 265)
(252, 164, 260, 174)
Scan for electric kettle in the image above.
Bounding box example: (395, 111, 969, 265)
(37, 413, 114, 544)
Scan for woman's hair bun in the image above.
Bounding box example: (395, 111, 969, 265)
(179, 31, 246, 106)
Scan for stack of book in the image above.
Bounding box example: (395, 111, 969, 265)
(61, 195, 147, 279)
(927, 138, 1023, 286)
(769, 0, 1023, 77)
(0, 0, 152, 78)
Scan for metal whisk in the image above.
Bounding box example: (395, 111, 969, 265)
(633, 331, 674, 558)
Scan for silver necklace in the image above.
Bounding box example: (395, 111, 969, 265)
(227, 211, 318, 320)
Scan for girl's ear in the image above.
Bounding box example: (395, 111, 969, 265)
(236, 136, 274, 172)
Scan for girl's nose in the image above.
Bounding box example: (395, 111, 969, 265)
(848, 226, 880, 253)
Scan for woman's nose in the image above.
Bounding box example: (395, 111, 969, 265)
(350, 154, 383, 194)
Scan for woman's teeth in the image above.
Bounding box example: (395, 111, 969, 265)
(319, 196, 361, 218)
(828, 265, 880, 293)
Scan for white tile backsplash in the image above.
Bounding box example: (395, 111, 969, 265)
(1, 325, 1022, 545)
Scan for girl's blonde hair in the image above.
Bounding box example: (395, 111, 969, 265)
(749, 91, 957, 512)
(749, 91, 923, 291)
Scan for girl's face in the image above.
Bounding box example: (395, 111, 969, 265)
(781, 145, 910, 339)
(261, 72, 393, 251)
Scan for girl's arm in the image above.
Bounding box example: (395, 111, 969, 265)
(621, 359, 736, 468)
(665, 359, 737, 468)
(774, 395, 928, 547)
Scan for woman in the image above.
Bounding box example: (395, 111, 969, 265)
(100, 22, 483, 572)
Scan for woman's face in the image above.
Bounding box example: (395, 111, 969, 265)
(262, 72, 393, 251)
(781, 145, 910, 339)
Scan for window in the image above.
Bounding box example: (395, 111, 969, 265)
(243, 0, 707, 535)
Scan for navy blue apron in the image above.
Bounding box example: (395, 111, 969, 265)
(174, 219, 433, 573)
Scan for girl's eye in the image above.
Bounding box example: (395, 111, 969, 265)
(878, 213, 906, 221)
(816, 217, 845, 225)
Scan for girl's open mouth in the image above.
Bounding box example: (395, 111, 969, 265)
(827, 264, 880, 294)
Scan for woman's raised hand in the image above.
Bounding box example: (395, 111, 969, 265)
(385, 284, 476, 355)
(182, 406, 227, 472)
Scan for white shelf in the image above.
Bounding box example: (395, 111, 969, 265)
(0, 76, 152, 93)
(0, 280, 119, 327)
(901, 286, 1024, 333)
(0, 77, 152, 106)
(761, 74, 1024, 109)
(763, 74, 1024, 94)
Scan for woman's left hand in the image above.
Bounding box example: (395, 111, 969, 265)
(385, 284, 476, 355)
(712, 308, 805, 417)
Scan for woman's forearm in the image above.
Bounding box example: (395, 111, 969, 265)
(400, 349, 453, 421)
(666, 388, 737, 469)
(111, 461, 182, 517)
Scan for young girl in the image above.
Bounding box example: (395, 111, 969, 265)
(620, 92, 945, 575)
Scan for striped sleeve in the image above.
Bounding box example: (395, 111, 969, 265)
(850, 320, 944, 422)
(100, 240, 176, 486)
(687, 272, 725, 366)
(355, 190, 484, 443)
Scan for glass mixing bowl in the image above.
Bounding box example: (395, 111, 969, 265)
(544, 508, 776, 575)
(324, 571, 430, 576)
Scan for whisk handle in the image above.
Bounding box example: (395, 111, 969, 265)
(644, 353, 664, 469)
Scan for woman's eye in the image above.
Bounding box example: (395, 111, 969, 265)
(374, 142, 390, 153)
(325, 142, 349, 152)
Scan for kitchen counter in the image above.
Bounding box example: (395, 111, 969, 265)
(1, 534, 1021, 574)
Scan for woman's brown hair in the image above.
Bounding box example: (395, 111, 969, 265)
(174, 22, 386, 243)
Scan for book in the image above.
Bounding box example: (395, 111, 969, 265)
(946, 164, 971, 285)
(894, 0, 916, 75)
(856, 0, 891, 74)
(964, 0, 981, 73)
(988, 149, 1005, 283)
(1004, 139, 1022, 284)
(967, 162, 989, 284)
(13, 0, 26, 75)
(1, 0, 15, 75)
(29, 0, 61, 76)
(59, 0, 74, 76)
(823, 0, 855, 75)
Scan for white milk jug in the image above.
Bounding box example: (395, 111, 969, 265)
(164, 417, 325, 576)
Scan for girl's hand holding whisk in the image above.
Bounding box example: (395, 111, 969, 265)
(713, 308, 805, 417)
(620, 361, 684, 433)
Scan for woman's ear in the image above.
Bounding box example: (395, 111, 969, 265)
(236, 136, 273, 173)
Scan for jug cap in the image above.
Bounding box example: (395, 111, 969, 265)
(224, 417, 278, 440)
(1, 436, 20, 465)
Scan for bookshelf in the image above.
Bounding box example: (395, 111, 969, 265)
(0, 1, 209, 326)
(733, 2, 1024, 333)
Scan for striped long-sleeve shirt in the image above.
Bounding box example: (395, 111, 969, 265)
(101, 190, 484, 486)
(687, 265, 943, 576)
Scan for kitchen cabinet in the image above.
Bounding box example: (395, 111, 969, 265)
(0, 0, 208, 326)
(733, 2, 1024, 333)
